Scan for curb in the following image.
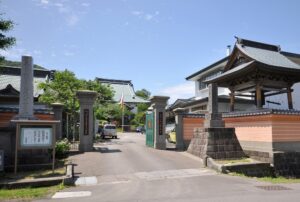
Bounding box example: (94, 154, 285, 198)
(0, 165, 75, 189)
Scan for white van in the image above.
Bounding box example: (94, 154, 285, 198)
(102, 124, 117, 139)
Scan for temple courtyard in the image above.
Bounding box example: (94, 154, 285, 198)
(36, 133, 300, 202)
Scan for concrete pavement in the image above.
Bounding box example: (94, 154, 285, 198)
(36, 132, 300, 202)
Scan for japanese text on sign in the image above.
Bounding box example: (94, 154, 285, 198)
(159, 112, 163, 135)
(20, 128, 52, 147)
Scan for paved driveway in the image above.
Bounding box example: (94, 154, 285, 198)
(37, 133, 300, 202)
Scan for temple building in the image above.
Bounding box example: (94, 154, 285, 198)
(206, 38, 300, 111)
(96, 78, 149, 113)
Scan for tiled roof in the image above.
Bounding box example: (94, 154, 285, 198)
(97, 78, 149, 104)
(223, 109, 300, 118)
(0, 74, 48, 97)
(237, 44, 300, 69)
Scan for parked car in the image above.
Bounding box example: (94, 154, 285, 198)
(101, 124, 117, 139)
(167, 128, 176, 143)
(136, 126, 145, 133)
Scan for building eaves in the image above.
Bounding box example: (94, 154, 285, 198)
(96, 77, 132, 85)
(186, 56, 229, 81)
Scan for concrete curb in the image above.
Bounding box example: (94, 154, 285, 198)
(0, 164, 75, 189)
(206, 157, 272, 176)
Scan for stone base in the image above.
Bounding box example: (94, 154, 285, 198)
(187, 127, 245, 160)
(155, 142, 166, 150)
(79, 143, 94, 152)
(273, 152, 300, 177)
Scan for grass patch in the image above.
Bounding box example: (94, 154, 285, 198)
(216, 158, 252, 165)
(0, 183, 65, 200)
(258, 176, 300, 183)
(229, 172, 300, 183)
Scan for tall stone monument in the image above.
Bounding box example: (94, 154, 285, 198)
(150, 96, 169, 150)
(204, 83, 224, 128)
(76, 90, 97, 152)
(16, 56, 36, 120)
(188, 83, 245, 160)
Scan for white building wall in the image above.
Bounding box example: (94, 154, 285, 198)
(195, 83, 230, 99)
(264, 83, 300, 110)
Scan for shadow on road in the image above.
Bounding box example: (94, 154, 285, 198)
(94, 147, 122, 153)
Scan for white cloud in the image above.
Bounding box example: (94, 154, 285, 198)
(131, 11, 143, 16)
(40, 0, 49, 5)
(54, 3, 63, 7)
(33, 50, 42, 55)
(81, 3, 90, 7)
(131, 10, 160, 22)
(0, 48, 31, 60)
(63, 50, 75, 56)
(145, 14, 153, 21)
(158, 82, 194, 103)
(66, 14, 79, 26)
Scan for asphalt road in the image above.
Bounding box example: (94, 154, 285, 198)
(37, 133, 300, 202)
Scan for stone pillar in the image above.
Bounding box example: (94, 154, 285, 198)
(287, 86, 293, 110)
(51, 103, 64, 140)
(18, 56, 35, 120)
(150, 96, 169, 150)
(76, 90, 97, 152)
(173, 108, 185, 150)
(204, 83, 224, 128)
(229, 89, 235, 112)
(256, 84, 262, 109)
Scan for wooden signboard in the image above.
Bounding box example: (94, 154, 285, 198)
(11, 120, 60, 174)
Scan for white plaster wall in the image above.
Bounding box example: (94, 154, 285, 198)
(264, 83, 300, 110)
(219, 102, 256, 112)
(195, 81, 230, 99)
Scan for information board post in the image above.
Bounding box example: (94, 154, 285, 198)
(0, 150, 4, 172)
(11, 120, 60, 174)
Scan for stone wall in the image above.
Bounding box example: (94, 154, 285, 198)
(273, 152, 300, 177)
(187, 128, 245, 159)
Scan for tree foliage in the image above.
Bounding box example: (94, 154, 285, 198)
(0, 14, 16, 61)
(136, 89, 151, 99)
(38, 69, 114, 138)
(133, 89, 151, 126)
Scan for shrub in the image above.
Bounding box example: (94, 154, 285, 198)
(55, 139, 71, 159)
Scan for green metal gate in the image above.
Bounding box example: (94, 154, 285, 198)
(146, 113, 154, 147)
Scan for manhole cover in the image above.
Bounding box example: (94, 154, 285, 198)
(256, 185, 291, 191)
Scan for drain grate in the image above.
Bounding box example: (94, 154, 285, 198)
(256, 185, 291, 191)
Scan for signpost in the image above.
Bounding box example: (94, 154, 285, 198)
(11, 120, 60, 174)
(0, 150, 3, 172)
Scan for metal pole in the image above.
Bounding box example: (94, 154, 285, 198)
(122, 106, 124, 132)
(14, 124, 19, 174)
(66, 113, 69, 140)
(52, 124, 56, 173)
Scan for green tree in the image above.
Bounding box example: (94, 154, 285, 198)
(133, 89, 151, 126)
(0, 14, 16, 61)
(38, 69, 114, 138)
(136, 89, 151, 99)
(95, 103, 133, 125)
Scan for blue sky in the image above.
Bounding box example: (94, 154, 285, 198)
(1, 0, 300, 102)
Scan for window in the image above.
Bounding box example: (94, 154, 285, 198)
(198, 71, 222, 90)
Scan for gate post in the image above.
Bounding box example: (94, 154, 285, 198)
(76, 90, 97, 152)
(150, 96, 169, 150)
(173, 108, 185, 150)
